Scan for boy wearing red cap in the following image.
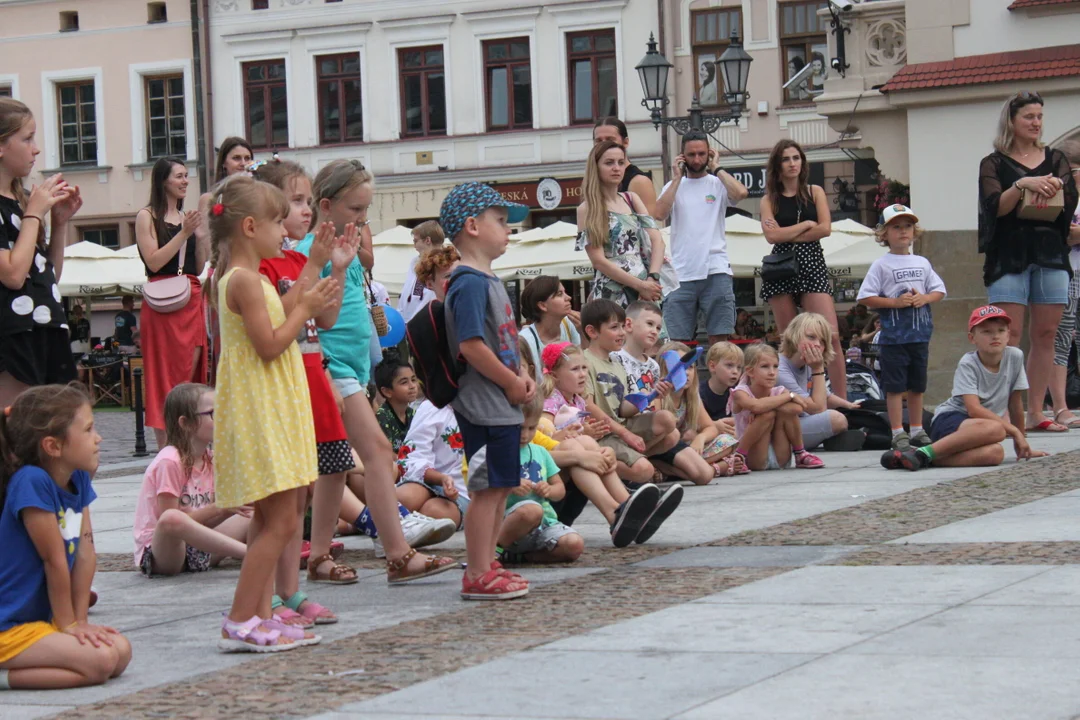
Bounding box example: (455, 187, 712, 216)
(882, 305, 1047, 470)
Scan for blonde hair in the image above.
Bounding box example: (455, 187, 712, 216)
(993, 92, 1044, 154)
(518, 335, 536, 381)
(0, 99, 35, 215)
(873, 220, 925, 248)
(540, 343, 585, 400)
(522, 392, 545, 423)
(208, 175, 289, 303)
(581, 140, 626, 249)
(780, 312, 836, 365)
(413, 220, 445, 245)
(313, 159, 372, 222)
(163, 383, 212, 479)
(656, 341, 700, 432)
(706, 341, 744, 367)
(741, 342, 779, 384)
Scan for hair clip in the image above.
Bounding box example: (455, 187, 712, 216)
(211, 203, 225, 216)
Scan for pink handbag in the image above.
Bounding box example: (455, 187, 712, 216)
(142, 238, 191, 313)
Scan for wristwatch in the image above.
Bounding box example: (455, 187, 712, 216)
(647, 272, 660, 282)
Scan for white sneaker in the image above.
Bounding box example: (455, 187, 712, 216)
(372, 512, 457, 558)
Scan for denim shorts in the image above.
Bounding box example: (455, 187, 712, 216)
(332, 376, 368, 399)
(503, 501, 578, 555)
(662, 272, 736, 339)
(986, 265, 1070, 305)
(395, 478, 470, 528)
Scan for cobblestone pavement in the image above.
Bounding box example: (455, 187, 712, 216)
(8, 436, 1080, 720)
(92, 409, 152, 469)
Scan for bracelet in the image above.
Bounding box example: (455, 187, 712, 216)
(21, 214, 43, 225)
(61, 621, 78, 631)
(812, 372, 826, 377)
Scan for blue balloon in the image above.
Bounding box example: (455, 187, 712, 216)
(378, 304, 406, 348)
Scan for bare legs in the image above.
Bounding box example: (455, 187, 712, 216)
(997, 302, 1066, 429)
(148, 510, 248, 574)
(0, 632, 132, 689)
(0, 372, 29, 411)
(228, 488, 301, 623)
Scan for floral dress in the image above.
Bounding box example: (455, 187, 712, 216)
(576, 209, 659, 308)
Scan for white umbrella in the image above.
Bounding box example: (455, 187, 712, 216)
(493, 221, 591, 281)
(59, 242, 147, 297)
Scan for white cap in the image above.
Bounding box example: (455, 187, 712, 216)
(882, 203, 918, 225)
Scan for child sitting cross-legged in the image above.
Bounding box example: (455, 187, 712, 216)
(373, 351, 418, 455)
(133, 383, 249, 576)
(881, 305, 1048, 471)
(700, 342, 742, 439)
(654, 342, 744, 479)
(396, 399, 470, 531)
(497, 395, 585, 564)
(540, 341, 678, 546)
(729, 343, 825, 471)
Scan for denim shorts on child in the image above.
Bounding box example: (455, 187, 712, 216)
(987, 265, 1070, 306)
(929, 411, 968, 443)
(597, 414, 663, 467)
(455, 412, 521, 491)
(503, 501, 577, 555)
(139, 544, 212, 577)
(395, 478, 470, 527)
(879, 342, 930, 394)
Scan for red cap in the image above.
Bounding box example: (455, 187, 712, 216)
(968, 305, 1011, 331)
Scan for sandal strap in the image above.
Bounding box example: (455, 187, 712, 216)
(307, 554, 356, 580)
(270, 594, 286, 610)
(386, 547, 417, 572)
(223, 616, 280, 645)
(282, 591, 309, 612)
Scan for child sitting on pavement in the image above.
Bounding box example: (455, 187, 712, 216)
(396, 399, 470, 530)
(133, 383, 249, 576)
(655, 342, 744, 479)
(729, 343, 825, 471)
(613, 301, 664, 395)
(497, 395, 585, 564)
(882, 305, 1047, 471)
(700, 342, 741, 437)
(374, 351, 418, 455)
(857, 204, 946, 450)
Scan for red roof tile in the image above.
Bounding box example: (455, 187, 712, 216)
(880, 44, 1080, 93)
(1008, 0, 1079, 9)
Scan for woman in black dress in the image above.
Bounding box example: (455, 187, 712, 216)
(760, 139, 847, 399)
(978, 92, 1078, 432)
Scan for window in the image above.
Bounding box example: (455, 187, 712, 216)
(398, 46, 446, 138)
(252, 0, 268, 9)
(147, 2, 167, 23)
(691, 9, 742, 107)
(59, 11, 79, 32)
(57, 81, 97, 165)
(82, 226, 120, 249)
(0, 87, 10, 98)
(780, 1, 829, 103)
(567, 29, 617, 125)
(242, 59, 288, 149)
(483, 38, 532, 131)
(145, 75, 186, 160)
(316, 53, 363, 145)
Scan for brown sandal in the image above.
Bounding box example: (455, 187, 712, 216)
(386, 548, 457, 585)
(307, 554, 359, 585)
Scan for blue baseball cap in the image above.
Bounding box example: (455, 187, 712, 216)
(439, 181, 529, 241)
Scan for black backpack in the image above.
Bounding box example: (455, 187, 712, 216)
(405, 288, 460, 409)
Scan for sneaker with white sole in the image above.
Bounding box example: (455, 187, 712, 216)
(373, 512, 457, 558)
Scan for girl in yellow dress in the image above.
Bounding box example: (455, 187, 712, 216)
(208, 176, 339, 653)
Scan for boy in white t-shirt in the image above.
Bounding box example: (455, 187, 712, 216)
(612, 301, 663, 394)
(397, 220, 444, 322)
(857, 205, 946, 451)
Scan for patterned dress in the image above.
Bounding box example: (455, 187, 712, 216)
(576, 209, 659, 308)
(213, 268, 317, 508)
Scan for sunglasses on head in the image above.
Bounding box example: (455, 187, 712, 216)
(1010, 91, 1043, 109)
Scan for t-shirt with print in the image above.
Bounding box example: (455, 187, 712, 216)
(0, 195, 68, 337)
(295, 233, 372, 384)
(585, 350, 630, 426)
(0, 466, 96, 631)
(857, 253, 947, 344)
(506, 443, 561, 528)
(398, 255, 436, 323)
(933, 346, 1029, 421)
(113, 311, 137, 346)
(660, 174, 731, 282)
(376, 403, 415, 455)
(699, 377, 731, 421)
(612, 349, 660, 395)
(132, 446, 215, 565)
(259, 250, 322, 358)
(446, 265, 522, 426)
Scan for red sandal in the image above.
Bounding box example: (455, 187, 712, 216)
(461, 567, 529, 601)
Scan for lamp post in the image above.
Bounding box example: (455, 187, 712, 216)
(635, 29, 753, 135)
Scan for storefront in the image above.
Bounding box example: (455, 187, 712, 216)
(488, 177, 583, 229)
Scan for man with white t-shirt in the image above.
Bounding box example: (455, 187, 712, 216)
(397, 220, 443, 322)
(654, 131, 749, 344)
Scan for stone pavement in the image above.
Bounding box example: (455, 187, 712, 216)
(4, 424, 1080, 719)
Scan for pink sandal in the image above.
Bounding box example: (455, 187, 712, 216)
(263, 616, 321, 647)
(271, 595, 315, 628)
(795, 451, 825, 469)
(218, 616, 299, 653)
(283, 591, 337, 625)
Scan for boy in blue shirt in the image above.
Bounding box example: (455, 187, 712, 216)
(857, 205, 946, 450)
(442, 182, 535, 600)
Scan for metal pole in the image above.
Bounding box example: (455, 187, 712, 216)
(132, 367, 148, 457)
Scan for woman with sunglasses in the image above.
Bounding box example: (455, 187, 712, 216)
(978, 91, 1079, 433)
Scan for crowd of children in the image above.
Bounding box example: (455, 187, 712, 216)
(0, 94, 1066, 681)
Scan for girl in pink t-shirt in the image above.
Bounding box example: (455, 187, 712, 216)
(728, 344, 824, 471)
(132, 384, 250, 575)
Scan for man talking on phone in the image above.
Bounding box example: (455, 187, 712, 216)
(654, 130, 748, 345)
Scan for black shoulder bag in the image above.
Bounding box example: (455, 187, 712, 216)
(759, 200, 801, 283)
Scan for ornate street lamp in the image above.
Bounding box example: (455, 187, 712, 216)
(635, 29, 752, 135)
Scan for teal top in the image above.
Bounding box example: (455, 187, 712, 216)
(506, 443, 561, 527)
(294, 233, 372, 384)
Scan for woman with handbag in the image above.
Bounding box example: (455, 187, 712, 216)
(135, 157, 208, 448)
(978, 92, 1079, 433)
(760, 139, 847, 399)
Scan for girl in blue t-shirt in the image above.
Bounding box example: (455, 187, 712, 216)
(0, 384, 131, 689)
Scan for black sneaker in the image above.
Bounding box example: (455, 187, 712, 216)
(880, 449, 904, 470)
(634, 484, 684, 545)
(610, 484, 660, 548)
(898, 448, 931, 471)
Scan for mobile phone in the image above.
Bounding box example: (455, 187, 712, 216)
(679, 161, 687, 173)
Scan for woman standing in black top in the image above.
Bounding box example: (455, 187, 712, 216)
(135, 157, 208, 448)
(593, 117, 657, 216)
(979, 92, 1078, 432)
(760, 139, 847, 399)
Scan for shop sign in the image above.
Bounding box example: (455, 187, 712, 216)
(726, 163, 825, 198)
(489, 178, 583, 209)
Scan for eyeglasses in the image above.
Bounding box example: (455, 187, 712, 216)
(196, 410, 214, 419)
